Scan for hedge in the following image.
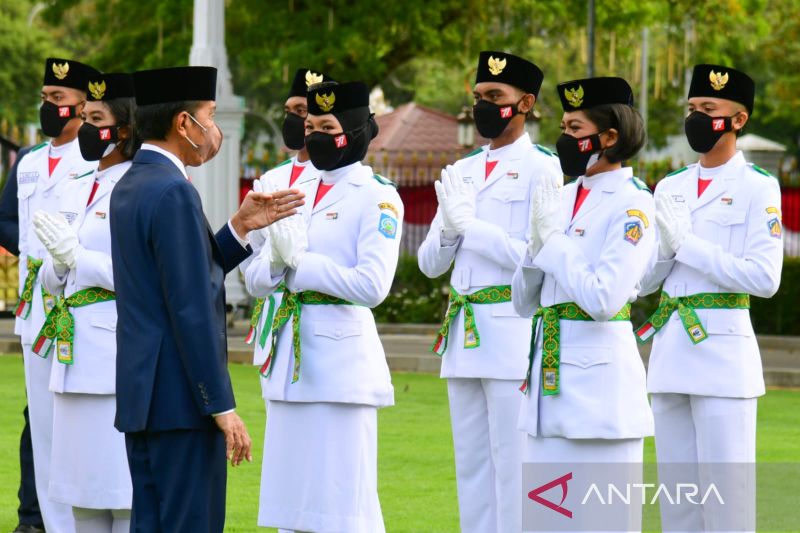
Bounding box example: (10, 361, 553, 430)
(373, 254, 800, 336)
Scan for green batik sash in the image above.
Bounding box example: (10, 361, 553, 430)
(520, 302, 631, 396)
(431, 285, 513, 355)
(33, 287, 116, 364)
(245, 282, 286, 348)
(15, 256, 43, 319)
(635, 292, 750, 345)
(259, 289, 354, 382)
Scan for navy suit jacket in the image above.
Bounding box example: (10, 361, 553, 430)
(0, 146, 32, 255)
(110, 149, 251, 433)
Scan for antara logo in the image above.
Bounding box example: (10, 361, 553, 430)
(58, 106, 71, 118)
(712, 118, 726, 131)
(99, 128, 112, 141)
(529, 472, 573, 518)
(578, 138, 593, 153)
(334, 134, 348, 148)
(500, 106, 513, 118)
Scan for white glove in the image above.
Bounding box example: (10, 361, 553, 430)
(526, 198, 543, 258)
(532, 181, 563, 245)
(33, 211, 82, 269)
(271, 213, 308, 270)
(440, 165, 476, 235)
(434, 169, 459, 242)
(655, 191, 692, 253)
(247, 179, 270, 252)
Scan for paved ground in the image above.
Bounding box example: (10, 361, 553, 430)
(1, 319, 797, 386)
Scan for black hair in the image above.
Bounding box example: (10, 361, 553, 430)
(135, 100, 202, 142)
(583, 104, 647, 163)
(104, 97, 141, 159)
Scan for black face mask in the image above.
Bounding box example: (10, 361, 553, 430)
(473, 98, 522, 139)
(555, 132, 603, 177)
(684, 111, 735, 153)
(78, 123, 119, 161)
(281, 112, 307, 151)
(305, 124, 369, 171)
(40, 101, 79, 138)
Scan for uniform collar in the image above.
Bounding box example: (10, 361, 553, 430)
(485, 132, 532, 160)
(578, 166, 632, 192)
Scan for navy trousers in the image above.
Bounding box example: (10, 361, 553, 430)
(17, 404, 43, 527)
(126, 429, 227, 533)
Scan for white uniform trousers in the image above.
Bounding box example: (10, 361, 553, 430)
(447, 378, 525, 533)
(23, 344, 76, 533)
(652, 393, 757, 533)
(72, 508, 130, 533)
(523, 436, 644, 533)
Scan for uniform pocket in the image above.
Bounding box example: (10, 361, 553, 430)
(89, 311, 117, 332)
(704, 310, 754, 337)
(704, 208, 747, 252)
(488, 184, 528, 234)
(313, 320, 362, 340)
(560, 345, 612, 368)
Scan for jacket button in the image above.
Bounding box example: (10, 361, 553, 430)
(728, 326, 735, 333)
(334, 329, 342, 338)
(580, 357, 589, 366)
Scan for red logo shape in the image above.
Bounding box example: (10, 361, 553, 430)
(712, 119, 725, 131)
(99, 128, 111, 140)
(334, 134, 348, 148)
(578, 138, 593, 153)
(500, 106, 513, 118)
(528, 472, 573, 518)
(58, 106, 71, 118)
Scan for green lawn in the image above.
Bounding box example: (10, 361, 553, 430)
(0, 355, 798, 532)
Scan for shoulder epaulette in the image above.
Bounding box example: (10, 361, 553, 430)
(535, 144, 557, 157)
(749, 163, 777, 179)
(463, 147, 483, 158)
(665, 166, 688, 177)
(72, 170, 94, 180)
(630, 177, 652, 193)
(29, 142, 48, 153)
(372, 174, 397, 188)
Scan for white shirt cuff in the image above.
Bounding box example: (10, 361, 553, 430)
(211, 409, 235, 417)
(228, 219, 250, 249)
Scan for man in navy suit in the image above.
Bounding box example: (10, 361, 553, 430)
(109, 66, 304, 532)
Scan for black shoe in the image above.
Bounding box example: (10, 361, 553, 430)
(12, 525, 45, 533)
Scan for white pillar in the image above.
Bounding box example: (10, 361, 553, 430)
(190, 0, 248, 305)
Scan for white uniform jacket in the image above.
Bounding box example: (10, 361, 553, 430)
(241, 157, 321, 365)
(16, 139, 96, 345)
(640, 151, 783, 398)
(245, 162, 403, 407)
(512, 167, 656, 439)
(417, 133, 562, 380)
(39, 162, 130, 395)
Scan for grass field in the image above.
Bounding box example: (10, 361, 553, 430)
(0, 354, 798, 532)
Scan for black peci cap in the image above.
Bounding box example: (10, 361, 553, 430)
(43, 58, 100, 92)
(688, 64, 755, 114)
(287, 68, 335, 99)
(87, 72, 135, 101)
(557, 77, 634, 111)
(133, 67, 217, 106)
(307, 81, 369, 116)
(475, 51, 544, 97)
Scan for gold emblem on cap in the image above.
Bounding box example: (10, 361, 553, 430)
(316, 91, 335, 112)
(709, 70, 729, 91)
(88, 80, 106, 100)
(487, 56, 507, 76)
(305, 70, 323, 87)
(564, 85, 584, 108)
(52, 61, 70, 80)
